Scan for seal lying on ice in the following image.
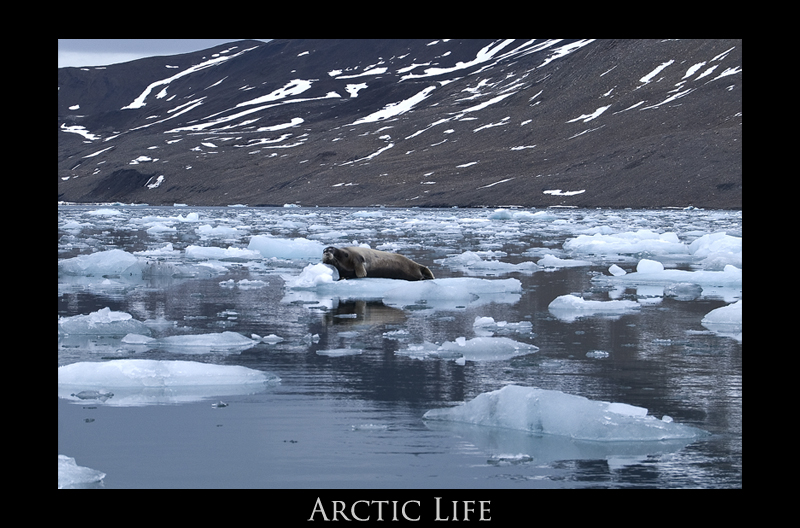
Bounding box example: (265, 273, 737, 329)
(322, 246, 434, 281)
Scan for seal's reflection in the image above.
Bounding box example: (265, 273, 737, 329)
(323, 300, 408, 327)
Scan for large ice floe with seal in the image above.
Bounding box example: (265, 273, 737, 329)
(282, 262, 522, 311)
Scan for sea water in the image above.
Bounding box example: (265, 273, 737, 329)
(58, 205, 741, 488)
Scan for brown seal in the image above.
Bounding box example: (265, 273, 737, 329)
(322, 246, 434, 281)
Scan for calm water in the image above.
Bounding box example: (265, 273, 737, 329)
(58, 205, 742, 488)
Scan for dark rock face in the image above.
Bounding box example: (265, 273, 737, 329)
(58, 39, 742, 209)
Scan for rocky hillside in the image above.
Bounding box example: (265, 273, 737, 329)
(58, 39, 742, 209)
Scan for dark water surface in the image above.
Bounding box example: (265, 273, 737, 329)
(58, 205, 741, 488)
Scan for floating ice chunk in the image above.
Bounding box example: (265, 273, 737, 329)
(87, 208, 123, 216)
(472, 316, 533, 336)
(120, 333, 155, 345)
(438, 337, 538, 361)
(61, 220, 88, 231)
(601, 259, 742, 288)
(608, 264, 627, 276)
(702, 299, 742, 326)
(177, 212, 201, 222)
(663, 282, 704, 300)
(689, 232, 742, 269)
(637, 259, 664, 273)
(701, 300, 742, 341)
(146, 222, 177, 235)
(234, 279, 267, 289)
(58, 359, 279, 406)
(58, 455, 105, 489)
(383, 278, 522, 309)
(59, 308, 151, 336)
(423, 385, 707, 442)
(248, 235, 324, 260)
(548, 294, 640, 322)
(397, 336, 536, 362)
(316, 347, 363, 357)
(252, 333, 284, 344)
(59, 249, 142, 277)
(185, 245, 262, 261)
(195, 224, 244, 238)
(284, 263, 339, 288)
(135, 242, 179, 257)
(121, 331, 257, 353)
(435, 251, 539, 275)
(563, 230, 688, 256)
(537, 254, 592, 268)
(489, 208, 557, 221)
(488, 209, 514, 219)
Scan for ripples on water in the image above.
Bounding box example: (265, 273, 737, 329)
(58, 205, 741, 488)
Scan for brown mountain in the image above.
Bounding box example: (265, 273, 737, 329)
(58, 39, 742, 209)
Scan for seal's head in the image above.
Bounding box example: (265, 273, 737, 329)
(322, 246, 365, 279)
(322, 246, 343, 265)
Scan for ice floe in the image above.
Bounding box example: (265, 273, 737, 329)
(121, 331, 259, 354)
(423, 385, 707, 442)
(397, 336, 538, 363)
(548, 294, 640, 322)
(58, 249, 142, 277)
(58, 359, 279, 406)
(58, 455, 105, 489)
(701, 299, 742, 341)
(435, 251, 539, 275)
(59, 307, 151, 336)
(282, 262, 522, 311)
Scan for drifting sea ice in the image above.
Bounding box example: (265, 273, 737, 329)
(59, 307, 151, 336)
(536, 254, 593, 269)
(435, 251, 540, 275)
(283, 262, 522, 310)
(248, 235, 324, 260)
(488, 208, 557, 221)
(121, 331, 258, 353)
(185, 245, 262, 261)
(472, 316, 533, 336)
(284, 263, 340, 288)
(563, 230, 742, 270)
(396, 336, 538, 363)
(58, 249, 142, 277)
(58, 455, 105, 489)
(701, 299, 742, 341)
(58, 359, 279, 406)
(423, 385, 707, 442)
(548, 294, 640, 322)
(598, 259, 742, 288)
(563, 230, 688, 256)
(689, 232, 742, 269)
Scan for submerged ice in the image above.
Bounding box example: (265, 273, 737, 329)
(423, 385, 707, 442)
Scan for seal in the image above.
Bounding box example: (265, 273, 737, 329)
(322, 246, 434, 281)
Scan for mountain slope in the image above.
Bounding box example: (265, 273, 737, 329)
(58, 39, 742, 209)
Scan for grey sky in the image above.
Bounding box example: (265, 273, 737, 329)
(58, 39, 268, 68)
